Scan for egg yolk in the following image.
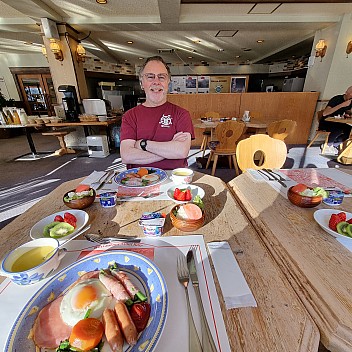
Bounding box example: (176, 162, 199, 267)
(73, 285, 98, 310)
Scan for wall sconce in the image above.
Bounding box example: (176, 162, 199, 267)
(346, 41, 352, 58)
(49, 39, 63, 61)
(41, 45, 48, 60)
(315, 39, 327, 61)
(76, 44, 86, 63)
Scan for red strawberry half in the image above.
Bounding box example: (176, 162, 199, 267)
(54, 215, 64, 222)
(337, 212, 346, 222)
(328, 214, 340, 231)
(64, 212, 77, 228)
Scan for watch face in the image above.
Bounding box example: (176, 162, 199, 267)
(140, 139, 147, 150)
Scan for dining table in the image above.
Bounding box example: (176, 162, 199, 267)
(228, 168, 352, 351)
(325, 117, 352, 164)
(0, 171, 320, 351)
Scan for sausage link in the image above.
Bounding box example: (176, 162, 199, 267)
(114, 302, 138, 346)
(102, 308, 124, 352)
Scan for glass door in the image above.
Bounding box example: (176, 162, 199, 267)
(16, 74, 56, 116)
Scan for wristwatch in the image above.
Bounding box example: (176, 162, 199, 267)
(140, 139, 148, 151)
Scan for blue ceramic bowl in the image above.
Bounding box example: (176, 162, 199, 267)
(323, 190, 344, 206)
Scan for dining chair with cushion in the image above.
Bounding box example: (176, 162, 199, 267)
(205, 120, 245, 176)
(236, 134, 287, 172)
(267, 119, 297, 141)
(200, 111, 220, 157)
(307, 110, 330, 153)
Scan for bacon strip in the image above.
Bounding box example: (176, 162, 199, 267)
(99, 270, 131, 302)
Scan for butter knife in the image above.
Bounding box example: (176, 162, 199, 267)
(187, 248, 218, 352)
(96, 170, 114, 190)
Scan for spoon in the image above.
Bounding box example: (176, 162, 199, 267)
(43, 224, 91, 261)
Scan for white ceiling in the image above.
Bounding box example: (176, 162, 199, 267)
(0, 0, 351, 67)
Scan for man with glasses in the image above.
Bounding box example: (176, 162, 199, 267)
(120, 56, 194, 169)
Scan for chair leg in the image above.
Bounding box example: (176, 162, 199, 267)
(211, 154, 219, 176)
(205, 151, 213, 169)
(232, 155, 240, 175)
(321, 134, 330, 154)
(201, 135, 209, 158)
(307, 132, 321, 148)
(228, 155, 232, 169)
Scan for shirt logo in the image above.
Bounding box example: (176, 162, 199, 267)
(159, 114, 172, 128)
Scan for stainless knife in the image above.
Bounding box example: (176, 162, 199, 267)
(96, 170, 114, 190)
(187, 248, 218, 352)
(262, 169, 287, 188)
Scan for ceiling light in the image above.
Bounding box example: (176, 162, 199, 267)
(257, 40, 264, 43)
(188, 56, 193, 59)
(217, 49, 224, 52)
(315, 39, 327, 61)
(346, 40, 352, 57)
(124, 59, 128, 62)
(235, 55, 240, 58)
(96, 0, 107, 3)
(193, 40, 201, 43)
(127, 41, 133, 44)
(139, 57, 144, 60)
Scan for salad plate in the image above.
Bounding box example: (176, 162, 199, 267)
(115, 167, 168, 188)
(167, 184, 205, 204)
(5, 251, 168, 352)
(30, 209, 89, 243)
(313, 209, 352, 240)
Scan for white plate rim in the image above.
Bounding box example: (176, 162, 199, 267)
(114, 167, 168, 188)
(313, 209, 352, 240)
(29, 210, 89, 243)
(166, 184, 205, 204)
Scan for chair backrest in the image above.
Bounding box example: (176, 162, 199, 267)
(204, 111, 220, 119)
(236, 134, 287, 171)
(267, 119, 297, 141)
(214, 120, 246, 150)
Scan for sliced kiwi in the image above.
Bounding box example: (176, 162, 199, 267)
(346, 224, 352, 238)
(336, 222, 349, 237)
(43, 221, 62, 237)
(49, 222, 75, 238)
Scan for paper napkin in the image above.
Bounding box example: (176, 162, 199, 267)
(207, 241, 257, 309)
(80, 170, 107, 188)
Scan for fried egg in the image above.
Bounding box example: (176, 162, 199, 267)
(141, 173, 159, 182)
(60, 278, 113, 327)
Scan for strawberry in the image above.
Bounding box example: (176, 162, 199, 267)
(64, 212, 77, 228)
(291, 183, 307, 194)
(337, 212, 346, 222)
(329, 214, 340, 231)
(173, 188, 181, 200)
(54, 215, 64, 222)
(185, 189, 192, 201)
(347, 218, 352, 224)
(177, 191, 186, 201)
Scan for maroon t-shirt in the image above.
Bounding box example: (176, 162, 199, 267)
(120, 102, 195, 170)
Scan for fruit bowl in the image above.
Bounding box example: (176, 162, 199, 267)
(287, 186, 322, 208)
(63, 188, 96, 210)
(170, 204, 205, 232)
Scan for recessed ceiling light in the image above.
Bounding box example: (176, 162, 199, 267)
(139, 57, 144, 60)
(235, 55, 240, 58)
(127, 41, 133, 44)
(193, 40, 201, 43)
(188, 56, 193, 59)
(124, 59, 128, 62)
(257, 40, 264, 43)
(119, 78, 122, 80)
(96, 0, 107, 4)
(243, 48, 252, 52)
(217, 49, 224, 52)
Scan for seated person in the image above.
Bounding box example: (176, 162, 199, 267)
(120, 56, 194, 170)
(319, 86, 352, 153)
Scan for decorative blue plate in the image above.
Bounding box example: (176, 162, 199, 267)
(5, 251, 168, 352)
(115, 167, 168, 188)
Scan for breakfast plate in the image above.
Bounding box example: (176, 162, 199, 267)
(30, 210, 89, 243)
(167, 184, 205, 204)
(313, 209, 352, 240)
(5, 251, 168, 352)
(115, 167, 168, 188)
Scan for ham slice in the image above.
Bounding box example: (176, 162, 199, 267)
(99, 270, 131, 302)
(33, 296, 71, 348)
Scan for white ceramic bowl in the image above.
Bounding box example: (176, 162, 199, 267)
(0, 238, 66, 286)
(167, 184, 205, 204)
(170, 168, 194, 185)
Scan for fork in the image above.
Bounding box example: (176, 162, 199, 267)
(257, 169, 275, 181)
(265, 169, 287, 182)
(84, 233, 141, 244)
(177, 255, 203, 352)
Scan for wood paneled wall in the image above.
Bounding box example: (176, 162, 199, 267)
(167, 92, 319, 145)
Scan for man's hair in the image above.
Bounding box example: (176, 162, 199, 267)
(138, 56, 171, 81)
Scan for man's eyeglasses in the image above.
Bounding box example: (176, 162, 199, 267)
(143, 73, 169, 82)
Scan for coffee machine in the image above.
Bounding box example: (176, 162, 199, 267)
(58, 85, 80, 121)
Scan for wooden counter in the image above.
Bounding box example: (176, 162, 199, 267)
(168, 92, 319, 145)
(0, 172, 319, 351)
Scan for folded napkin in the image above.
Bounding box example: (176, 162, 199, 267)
(207, 241, 257, 309)
(80, 171, 107, 188)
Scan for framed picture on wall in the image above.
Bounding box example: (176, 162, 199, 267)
(230, 76, 247, 93)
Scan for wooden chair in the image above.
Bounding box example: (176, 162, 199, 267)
(200, 111, 220, 157)
(205, 120, 245, 176)
(42, 129, 76, 156)
(267, 119, 297, 141)
(236, 134, 287, 172)
(307, 110, 330, 153)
